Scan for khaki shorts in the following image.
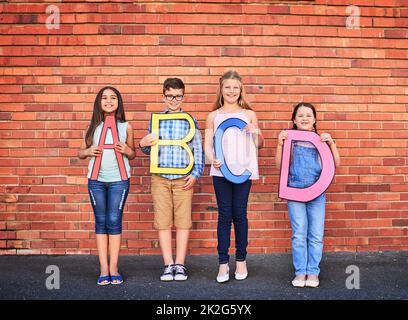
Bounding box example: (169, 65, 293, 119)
(151, 174, 193, 230)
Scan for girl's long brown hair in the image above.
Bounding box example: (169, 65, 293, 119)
(213, 70, 252, 110)
(85, 86, 125, 147)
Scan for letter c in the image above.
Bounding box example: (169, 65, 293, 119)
(214, 118, 252, 184)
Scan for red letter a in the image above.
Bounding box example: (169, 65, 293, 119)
(90, 116, 128, 181)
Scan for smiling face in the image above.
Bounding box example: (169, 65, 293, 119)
(294, 106, 316, 131)
(101, 88, 119, 116)
(163, 87, 184, 112)
(221, 79, 241, 106)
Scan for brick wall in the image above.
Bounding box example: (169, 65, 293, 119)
(0, 0, 407, 255)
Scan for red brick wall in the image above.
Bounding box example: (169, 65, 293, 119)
(1, 0, 407, 255)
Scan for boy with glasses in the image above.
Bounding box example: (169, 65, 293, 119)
(139, 78, 204, 281)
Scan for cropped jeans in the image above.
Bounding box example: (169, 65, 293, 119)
(88, 179, 130, 235)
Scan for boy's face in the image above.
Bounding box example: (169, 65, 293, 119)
(163, 87, 184, 112)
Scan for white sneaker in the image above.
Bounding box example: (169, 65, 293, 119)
(160, 264, 175, 281)
(216, 265, 229, 283)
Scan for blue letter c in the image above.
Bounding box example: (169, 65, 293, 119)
(214, 118, 252, 184)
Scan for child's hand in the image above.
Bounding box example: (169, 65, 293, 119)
(115, 142, 131, 155)
(278, 130, 288, 146)
(182, 175, 197, 190)
(320, 133, 334, 146)
(244, 123, 260, 135)
(139, 133, 158, 148)
(213, 159, 221, 169)
(87, 146, 102, 157)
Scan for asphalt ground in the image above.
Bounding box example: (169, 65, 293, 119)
(1, 251, 407, 301)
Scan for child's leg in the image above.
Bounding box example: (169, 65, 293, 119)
(96, 234, 109, 276)
(151, 175, 174, 265)
(306, 193, 326, 276)
(159, 229, 174, 265)
(231, 179, 252, 265)
(106, 180, 129, 277)
(108, 235, 121, 275)
(88, 180, 109, 277)
(175, 228, 190, 265)
(172, 178, 193, 265)
(287, 200, 308, 276)
(213, 176, 233, 265)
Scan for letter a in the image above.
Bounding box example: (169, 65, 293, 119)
(45, 265, 60, 290)
(90, 115, 128, 181)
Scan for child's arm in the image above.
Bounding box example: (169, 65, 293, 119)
(275, 130, 288, 169)
(115, 123, 136, 160)
(183, 119, 204, 190)
(78, 129, 102, 159)
(320, 133, 340, 166)
(245, 110, 264, 148)
(205, 112, 221, 168)
(139, 120, 157, 155)
(204, 111, 217, 165)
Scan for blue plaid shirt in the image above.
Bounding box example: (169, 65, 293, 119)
(141, 109, 204, 180)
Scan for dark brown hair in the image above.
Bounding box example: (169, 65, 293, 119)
(85, 86, 125, 147)
(162, 78, 185, 95)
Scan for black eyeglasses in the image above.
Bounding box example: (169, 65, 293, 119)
(164, 94, 184, 101)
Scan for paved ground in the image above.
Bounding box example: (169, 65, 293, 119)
(0, 251, 407, 300)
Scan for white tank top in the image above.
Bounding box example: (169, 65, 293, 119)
(210, 110, 259, 180)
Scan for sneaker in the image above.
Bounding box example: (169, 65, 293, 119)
(174, 264, 188, 281)
(160, 264, 175, 281)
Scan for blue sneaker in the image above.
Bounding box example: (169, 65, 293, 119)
(174, 264, 188, 281)
(160, 264, 175, 281)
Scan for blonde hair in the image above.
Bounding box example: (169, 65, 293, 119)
(213, 70, 252, 110)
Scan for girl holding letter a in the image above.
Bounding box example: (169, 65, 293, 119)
(78, 86, 135, 285)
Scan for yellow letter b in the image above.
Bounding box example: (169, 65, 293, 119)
(150, 113, 195, 175)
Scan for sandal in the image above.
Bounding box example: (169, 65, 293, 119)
(97, 275, 111, 286)
(110, 274, 124, 285)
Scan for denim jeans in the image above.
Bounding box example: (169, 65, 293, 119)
(287, 140, 325, 276)
(88, 179, 130, 235)
(288, 193, 326, 276)
(213, 176, 252, 264)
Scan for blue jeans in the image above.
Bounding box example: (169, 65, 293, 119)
(287, 193, 326, 276)
(88, 179, 130, 235)
(213, 176, 252, 264)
